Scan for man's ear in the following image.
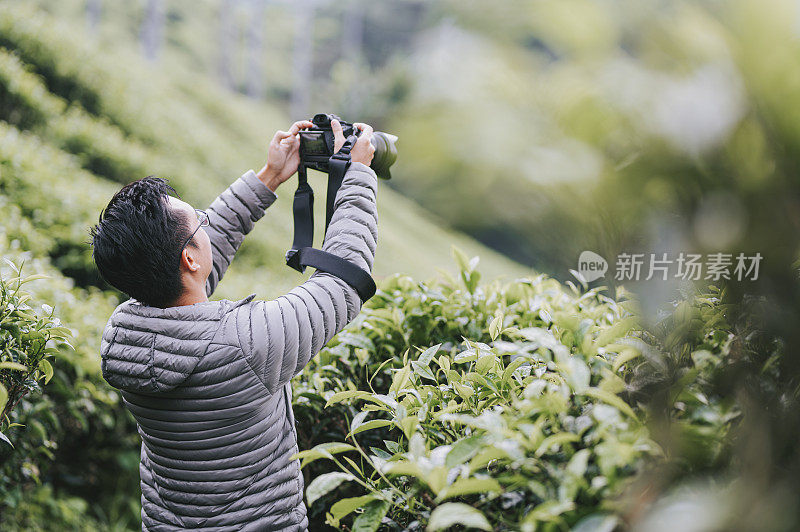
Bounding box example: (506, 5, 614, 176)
(180, 247, 201, 273)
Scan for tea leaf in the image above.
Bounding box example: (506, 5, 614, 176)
(0, 361, 27, 372)
(306, 472, 355, 507)
(329, 495, 378, 524)
(428, 503, 491, 531)
(582, 387, 639, 422)
(417, 343, 442, 366)
(446, 435, 484, 467)
(352, 499, 390, 532)
(39, 358, 53, 384)
(0, 383, 7, 415)
(350, 419, 393, 437)
(436, 477, 502, 502)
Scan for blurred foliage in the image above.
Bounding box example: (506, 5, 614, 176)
(291, 252, 783, 531)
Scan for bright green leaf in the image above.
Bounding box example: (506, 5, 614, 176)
(353, 499, 390, 532)
(436, 477, 502, 502)
(0, 361, 27, 372)
(39, 358, 54, 384)
(329, 495, 379, 524)
(306, 472, 354, 507)
(427, 503, 491, 531)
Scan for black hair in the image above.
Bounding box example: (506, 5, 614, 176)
(90, 177, 195, 308)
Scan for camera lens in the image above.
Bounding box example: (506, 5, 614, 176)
(370, 132, 398, 180)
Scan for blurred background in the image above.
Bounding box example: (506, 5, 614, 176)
(0, 0, 799, 530)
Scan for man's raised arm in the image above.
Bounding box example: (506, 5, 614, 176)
(204, 171, 277, 297)
(230, 122, 379, 395)
(205, 120, 314, 297)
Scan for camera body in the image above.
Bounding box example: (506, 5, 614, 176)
(298, 113, 397, 179)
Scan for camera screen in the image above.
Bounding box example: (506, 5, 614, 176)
(300, 132, 328, 156)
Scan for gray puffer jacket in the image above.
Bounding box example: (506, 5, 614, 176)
(100, 163, 378, 531)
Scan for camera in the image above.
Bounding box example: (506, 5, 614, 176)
(299, 113, 398, 179)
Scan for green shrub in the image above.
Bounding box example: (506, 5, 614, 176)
(0, 261, 73, 441)
(292, 250, 657, 531)
(0, 122, 119, 286)
(0, 240, 139, 531)
(0, 47, 63, 130)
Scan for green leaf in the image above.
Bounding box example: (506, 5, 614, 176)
(446, 435, 484, 468)
(47, 326, 73, 339)
(350, 410, 369, 433)
(469, 446, 509, 471)
(436, 477, 502, 502)
(535, 433, 580, 457)
(582, 387, 639, 422)
(594, 317, 638, 347)
(326, 390, 372, 407)
(389, 365, 411, 394)
(0, 361, 27, 372)
(502, 357, 529, 384)
(349, 419, 393, 437)
(337, 332, 376, 351)
(559, 357, 590, 393)
(489, 314, 503, 341)
(521, 500, 575, 530)
(39, 358, 54, 384)
(452, 246, 471, 273)
(0, 383, 7, 414)
(612, 347, 642, 372)
(3, 258, 19, 273)
(292, 442, 356, 467)
(427, 503, 491, 531)
(352, 499, 390, 532)
(18, 273, 49, 284)
(329, 495, 378, 524)
(572, 514, 619, 532)
(306, 472, 354, 508)
(475, 353, 496, 375)
(0, 430, 12, 448)
(417, 343, 442, 366)
(398, 415, 419, 439)
(383, 461, 425, 479)
(411, 361, 437, 382)
(453, 382, 474, 400)
(454, 350, 477, 364)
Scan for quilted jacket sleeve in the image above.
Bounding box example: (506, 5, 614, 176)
(204, 170, 278, 297)
(234, 162, 378, 395)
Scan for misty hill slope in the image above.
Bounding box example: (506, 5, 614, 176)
(0, 4, 528, 302)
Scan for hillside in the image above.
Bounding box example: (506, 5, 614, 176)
(0, 3, 528, 305)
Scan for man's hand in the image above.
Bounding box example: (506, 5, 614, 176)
(331, 119, 376, 167)
(257, 120, 314, 192)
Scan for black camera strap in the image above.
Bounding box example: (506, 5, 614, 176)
(285, 135, 377, 303)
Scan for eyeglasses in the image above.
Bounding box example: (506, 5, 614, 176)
(179, 209, 209, 257)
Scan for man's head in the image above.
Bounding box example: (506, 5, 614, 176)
(90, 177, 212, 308)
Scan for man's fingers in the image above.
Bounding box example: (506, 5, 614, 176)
(353, 123, 374, 139)
(272, 120, 313, 144)
(331, 119, 346, 151)
(288, 120, 314, 136)
(271, 130, 290, 144)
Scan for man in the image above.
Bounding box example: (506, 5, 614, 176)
(91, 119, 377, 531)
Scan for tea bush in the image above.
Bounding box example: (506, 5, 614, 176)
(0, 261, 73, 442)
(0, 239, 139, 530)
(292, 250, 660, 531)
(292, 250, 762, 531)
